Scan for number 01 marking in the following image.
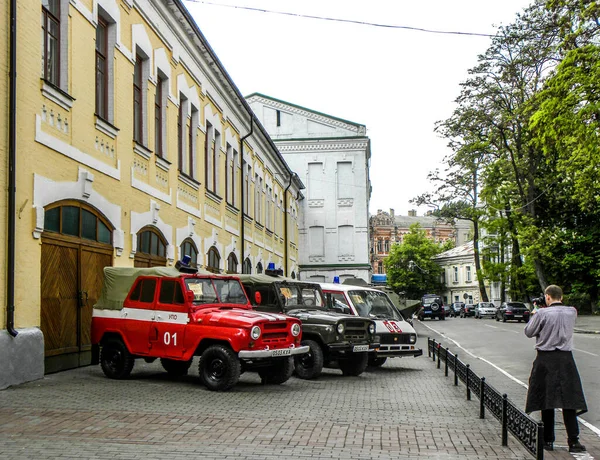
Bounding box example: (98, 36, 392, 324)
(163, 332, 178, 346)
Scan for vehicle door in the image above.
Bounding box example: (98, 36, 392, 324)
(324, 291, 354, 315)
(154, 278, 189, 358)
(125, 277, 157, 355)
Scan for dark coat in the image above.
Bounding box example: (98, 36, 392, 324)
(525, 350, 587, 415)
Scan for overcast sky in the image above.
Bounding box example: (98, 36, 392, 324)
(183, 0, 533, 216)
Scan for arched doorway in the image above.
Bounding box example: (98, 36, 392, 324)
(134, 226, 167, 267)
(41, 201, 114, 373)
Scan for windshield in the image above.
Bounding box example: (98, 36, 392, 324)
(507, 302, 526, 309)
(277, 284, 325, 311)
(348, 290, 404, 320)
(184, 278, 248, 306)
(480, 303, 494, 308)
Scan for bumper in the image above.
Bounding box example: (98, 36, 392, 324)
(375, 347, 423, 358)
(328, 342, 380, 354)
(238, 345, 309, 359)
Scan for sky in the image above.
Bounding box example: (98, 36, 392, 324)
(183, 0, 533, 216)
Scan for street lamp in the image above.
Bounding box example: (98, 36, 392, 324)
(408, 259, 429, 273)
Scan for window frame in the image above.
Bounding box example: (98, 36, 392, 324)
(133, 55, 143, 143)
(154, 76, 164, 157)
(95, 17, 108, 120)
(42, 0, 61, 87)
(206, 246, 221, 274)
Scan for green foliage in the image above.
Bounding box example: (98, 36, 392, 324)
(384, 224, 446, 299)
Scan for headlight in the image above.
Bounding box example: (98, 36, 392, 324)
(251, 325, 261, 340)
(409, 334, 416, 344)
(368, 323, 376, 334)
(291, 323, 301, 337)
(336, 323, 345, 334)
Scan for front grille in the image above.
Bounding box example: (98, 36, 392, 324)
(342, 319, 368, 341)
(259, 321, 290, 344)
(380, 333, 412, 345)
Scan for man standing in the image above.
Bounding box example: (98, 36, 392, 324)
(524, 285, 587, 453)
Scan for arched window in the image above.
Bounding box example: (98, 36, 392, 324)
(256, 262, 263, 274)
(207, 246, 220, 273)
(44, 201, 112, 244)
(135, 226, 167, 267)
(180, 238, 198, 267)
(291, 271, 296, 279)
(227, 252, 238, 274)
(243, 257, 252, 274)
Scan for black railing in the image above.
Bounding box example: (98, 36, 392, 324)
(428, 338, 544, 460)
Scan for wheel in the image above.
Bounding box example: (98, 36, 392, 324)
(368, 356, 387, 367)
(339, 352, 368, 376)
(198, 344, 241, 391)
(258, 357, 294, 385)
(100, 339, 135, 379)
(294, 339, 324, 380)
(161, 358, 192, 376)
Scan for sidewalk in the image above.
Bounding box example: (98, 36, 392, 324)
(574, 314, 600, 334)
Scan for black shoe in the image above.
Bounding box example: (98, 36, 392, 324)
(569, 440, 586, 453)
(543, 442, 554, 451)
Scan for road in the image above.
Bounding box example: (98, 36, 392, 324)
(413, 315, 600, 431)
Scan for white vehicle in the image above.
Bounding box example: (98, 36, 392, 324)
(475, 302, 497, 319)
(320, 283, 423, 367)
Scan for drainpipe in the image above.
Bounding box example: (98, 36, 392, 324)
(7, 0, 18, 337)
(239, 117, 253, 271)
(283, 173, 295, 276)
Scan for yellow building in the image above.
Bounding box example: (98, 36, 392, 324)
(0, 0, 303, 388)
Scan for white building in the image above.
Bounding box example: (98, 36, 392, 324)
(246, 94, 372, 283)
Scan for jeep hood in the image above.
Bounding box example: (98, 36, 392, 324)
(286, 309, 354, 324)
(191, 308, 292, 327)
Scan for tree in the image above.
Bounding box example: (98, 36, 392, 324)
(384, 224, 448, 299)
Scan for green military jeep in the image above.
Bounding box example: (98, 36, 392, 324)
(238, 270, 379, 379)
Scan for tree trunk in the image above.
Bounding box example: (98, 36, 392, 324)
(473, 220, 489, 302)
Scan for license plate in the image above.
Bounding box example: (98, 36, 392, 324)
(353, 345, 369, 352)
(272, 349, 291, 356)
(514, 315, 523, 318)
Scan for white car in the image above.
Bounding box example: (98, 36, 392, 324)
(320, 282, 423, 367)
(475, 302, 497, 319)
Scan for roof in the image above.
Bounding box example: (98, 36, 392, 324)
(435, 241, 474, 260)
(237, 274, 315, 285)
(319, 282, 380, 293)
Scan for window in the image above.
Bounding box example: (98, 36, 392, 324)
(225, 145, 238, 207)
(377, 239, 383, 253)
(266, 186, 272, 231)
(180, 238, 198, 268)
(43, 202, 112, 244)
(308, 163, 323, 199)
(42, 0, 61, 86)
(133, 55, 143, 143)
(377, 262, 383, 274)
(254, 176, 263, 224)
(154, 76, 164, 157)
(159, 280, 184, 304)
(188, 107, 198, 178)
(135, 227, 167, 268)
(227, 253, 238, 274)
(243, 161, 250, 215)
(256, 262, 263, 274)
(95, 18, 108, 120)
(276, 110, 281, 127)
(309, 226, 324, 257)
(466, 266, 472, 282)
(338, 225, 353, 256)
(337, 162, 352, 199)
(384, 239, 390, 253)
(206, 246, 220, 273)
(243, 257, 252, 274)
(205, 123, 220, 194)
(453, 266, 458, 283)
(177, 96, 185, 170)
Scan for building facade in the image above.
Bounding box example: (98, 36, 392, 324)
(0, 0, 303, 388)
(247, 94, 372, 284)
(369, 208, 472, 277)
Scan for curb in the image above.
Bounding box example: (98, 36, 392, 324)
(574, 329, 600, 334)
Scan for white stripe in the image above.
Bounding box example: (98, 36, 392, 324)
(93, 308, 189, 325)
(574, 348, 599, 357)
(419, 320, 600, 443)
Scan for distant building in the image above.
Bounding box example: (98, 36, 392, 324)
(369, 209, 472, 279)
(247, 93, 372, 284)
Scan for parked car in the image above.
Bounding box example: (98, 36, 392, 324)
(91, 263, 308, 391)
(496, 302, 531, 323)
(418, 294, 445, 321)
(461, 304, 476, 317)
(474, 302, 497, 319)
(238, 269, 379, 379)
(320, 282, 422, 368)
(450, 302, 465, 317)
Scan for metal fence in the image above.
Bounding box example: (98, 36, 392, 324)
(427, 337, 544, 460)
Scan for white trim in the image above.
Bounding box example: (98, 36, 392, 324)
(93, 307, 189, 325)
(95, 117, 119, 139)
(131, 168, 172, 204)
(176, 197, 202, 218)
(35, 115, 120, 180)
(41, 82, 74, 111)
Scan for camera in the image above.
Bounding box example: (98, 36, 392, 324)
(531, 295, 546, 307)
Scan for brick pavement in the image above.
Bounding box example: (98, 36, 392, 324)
(0, 340, 540, 460)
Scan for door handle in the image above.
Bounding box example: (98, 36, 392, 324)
(78, 290, 88, 308)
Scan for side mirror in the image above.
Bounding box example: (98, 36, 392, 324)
(185, 291, 194, 304)
(254, 291, 262, 305)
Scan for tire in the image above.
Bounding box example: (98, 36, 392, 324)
(339, 352, 368, 376)
(198, 344, 241, 391)
(294, 339, 324, 380)
(258, 357, 294, 385)
(100, 339, 135, 379)
(161, 358, 192, 377)
(368, 356, 387, 367)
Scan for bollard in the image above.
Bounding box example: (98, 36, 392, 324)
(536, 421, 544, 460)
(466, 364, 471, 400)
(501, 394, 508, 446)
(454, 353, 458, 386)
(437, 344, 441, 369)
(445, 348, 449, 376)
(432, 339, 436, 361)
(479, 377, 486, 419)
(428, 338, 431, 358)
